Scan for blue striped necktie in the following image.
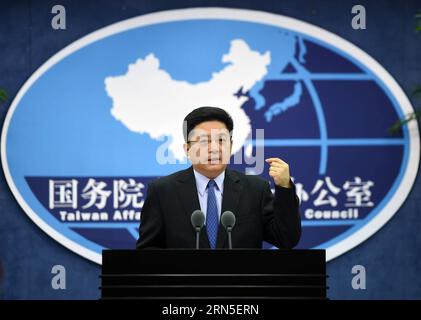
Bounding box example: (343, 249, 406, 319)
(206, 180, 219, 249)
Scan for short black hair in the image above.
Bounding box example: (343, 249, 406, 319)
(183, 106, 234, 142)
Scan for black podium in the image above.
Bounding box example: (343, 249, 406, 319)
(100, 249, 327, 300)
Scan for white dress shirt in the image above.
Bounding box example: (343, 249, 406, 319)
(193, 169, 225, 223)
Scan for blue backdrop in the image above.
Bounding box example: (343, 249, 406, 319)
(0, 0, 420, 299)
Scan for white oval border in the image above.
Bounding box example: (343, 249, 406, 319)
(1, 8, 419, 264)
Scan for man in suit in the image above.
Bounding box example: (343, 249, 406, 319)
(137, 107, 301, 249)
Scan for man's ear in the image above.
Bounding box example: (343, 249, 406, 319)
(183, 143, 189, 158)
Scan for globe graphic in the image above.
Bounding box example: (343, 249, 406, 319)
(4, 15, 409, 263)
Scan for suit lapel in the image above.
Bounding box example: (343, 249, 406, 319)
(175, 167, 243, 249)
(175, 167, 210, 248)
(216, 168, 243, 248)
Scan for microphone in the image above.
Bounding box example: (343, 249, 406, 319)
(191, 210, 205, 249)
(221, 211, 236, 249)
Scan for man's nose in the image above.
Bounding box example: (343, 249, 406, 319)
(209, 140, 220, 151)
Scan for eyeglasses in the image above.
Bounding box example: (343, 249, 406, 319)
(187, 136, 231, 147)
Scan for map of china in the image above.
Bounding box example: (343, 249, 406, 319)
(105, 39, 271, 160)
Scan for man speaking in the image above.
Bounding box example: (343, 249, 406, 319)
(136, 107, 301, 249)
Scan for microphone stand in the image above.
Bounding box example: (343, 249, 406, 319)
(227, 226, 233, 249)
(195, 227, 201, 250)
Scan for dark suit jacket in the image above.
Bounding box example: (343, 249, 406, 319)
(136, 166, 301, 249)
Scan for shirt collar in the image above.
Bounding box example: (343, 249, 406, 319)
(193, 168, 225, 196)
